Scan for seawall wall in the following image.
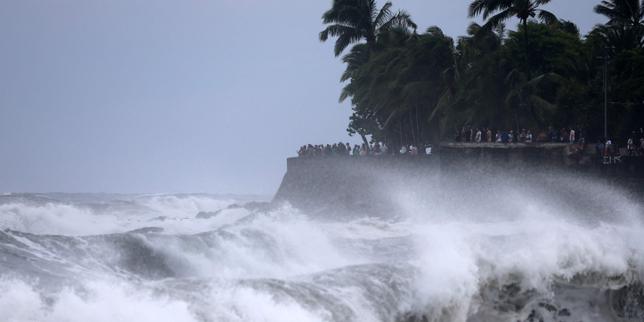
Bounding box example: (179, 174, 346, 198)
(274, 144, 644, 214)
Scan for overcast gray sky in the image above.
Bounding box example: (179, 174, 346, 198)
(0, 0, 605, 195)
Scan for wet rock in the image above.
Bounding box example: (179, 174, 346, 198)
(396, 313, 429, 322)
(558, 308, 570, 316)
(537, 302, 557, 313)
(610, 282, 644, 320)
(525, 309, 544, 322)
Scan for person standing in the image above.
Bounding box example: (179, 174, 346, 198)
(605, 139, 613, 157)
(569, 129, 576, 143)
(373, 142, 382, 156)
(627, 136, 635, 156)
(425, 144, 433, 155)
(360, 144, 369, 156)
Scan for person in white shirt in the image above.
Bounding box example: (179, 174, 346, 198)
(526, 130, 533, 143)
(605, 139, 613, 157)
(569, 129, 576, 143)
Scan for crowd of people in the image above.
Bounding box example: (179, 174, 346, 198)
(297, 128, 644, 161)
(455, 127, 582, 144)
(297, 142, 432, 158)
(626, 129, 644, 156)
(601, 128, 644, 162)
(596, 133, 644, 165)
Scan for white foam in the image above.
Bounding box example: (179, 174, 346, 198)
(0, 178, 643, 321)
(0, 203, 123, 235)
(0, 279, 198, 322)
(153, 208, 356, 279)
(205, 286, 329, 322)
(0, 194, 240, 235)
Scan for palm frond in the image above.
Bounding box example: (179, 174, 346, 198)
(374, 2, 394, 28)
(379, 10, 417, 33)
(481, 8, 514, 31)
(428, 89, 454, 123)
(469, 0, 513, 19)
(320, 23, 358, 42)
(528, 95, 557, 113)
(537, 10, 558, 25)
(467, 22, 483, 36)
(535, 0, 552, 5)
(340, 83, 354, 102)
(594, 1, 616, 20)
(468, 0, 487, 18)
(322, 4, 362, 24)
(334, 30, 364, 56)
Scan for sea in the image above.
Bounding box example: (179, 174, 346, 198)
(1, 173, 643, 322)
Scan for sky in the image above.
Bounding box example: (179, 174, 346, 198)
(0, 0, 605, 195)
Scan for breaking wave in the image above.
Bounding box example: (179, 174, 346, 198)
(1, 177, 643, 321)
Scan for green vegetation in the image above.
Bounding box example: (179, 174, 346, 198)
(320, 0, 644, 146)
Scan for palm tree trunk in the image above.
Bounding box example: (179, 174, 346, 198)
(409, 112, 416, 144)
(520, 18, 530, 129)
(415, 105, 420, 144)
(360, 133, 369, 147)
(399, 118, 403, 147)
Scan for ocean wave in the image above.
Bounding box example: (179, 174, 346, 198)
(0, 183, 643, 321)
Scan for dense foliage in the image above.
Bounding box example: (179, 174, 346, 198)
(320, 0, 644, 147)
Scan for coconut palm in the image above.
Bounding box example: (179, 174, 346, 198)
(468, 0, 558, 31)
(468, 0, 557, 74)
(594, 0, 644, 49)
(430, 22, 514, 134)
(595, 0, 644, 27)
(319, 0, 416, 56)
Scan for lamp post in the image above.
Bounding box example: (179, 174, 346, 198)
(603, 54, 608, 141)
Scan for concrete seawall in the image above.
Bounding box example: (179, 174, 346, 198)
(274, 144, 644, 214)
(273, 156, 440, 215)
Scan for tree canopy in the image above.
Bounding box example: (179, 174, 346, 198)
(320, 0, 644, 147)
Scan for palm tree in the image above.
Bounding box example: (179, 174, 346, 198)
(434, 23, 508, 132)
(319, 0, 416, 56)
(595, 0, 644, 27)
(468, 0, 557, 74)
(594, 0, 644, 49)
(468, 0, 558, 31)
